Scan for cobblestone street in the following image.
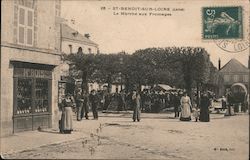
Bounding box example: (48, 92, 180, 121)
(1, 113, 249, 160)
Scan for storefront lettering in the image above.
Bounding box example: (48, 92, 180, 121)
(14, 68, 52, 79)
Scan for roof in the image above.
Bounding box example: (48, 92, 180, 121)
(61, 24, 98, 46)
(153, 84, 173, 91)
(219, 58, 249, 73)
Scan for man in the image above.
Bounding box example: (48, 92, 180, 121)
(75, 88, 84, 121)
(132, 90, 141, 122)
(81, 90, 89, 120)
(89, 90, 98, 119)
(173, 92, 180, 118)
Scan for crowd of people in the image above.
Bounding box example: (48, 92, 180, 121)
(58, 86, 244, 134)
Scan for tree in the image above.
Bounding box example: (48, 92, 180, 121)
(64, 49, 97, 92)
(64, 46, 216, 100)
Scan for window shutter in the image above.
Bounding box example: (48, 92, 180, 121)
(26, 10, 33, 45)
(19, 8, 25, 25)
(18, 6, 34, 46)
(27, 10, 33, 27)
(27, 28, 33, 45)
(19, 26, 25, 43)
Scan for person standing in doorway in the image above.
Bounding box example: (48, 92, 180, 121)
(132, 90, 141, 122)
(89, 90, 98, 120)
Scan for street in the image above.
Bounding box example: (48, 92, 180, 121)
(2, 113, 249, 160)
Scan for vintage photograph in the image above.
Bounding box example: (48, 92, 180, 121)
(1, 0, 249, 159)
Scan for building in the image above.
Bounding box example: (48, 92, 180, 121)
(61, 23, 99, 54)
(58, 23, 99, 95)
(1, 0, 62, 136)
(219, 58, 249, 97)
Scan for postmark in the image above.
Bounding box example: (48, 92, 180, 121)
(213, 36, 249, 53)
(202, 6, 243, 39)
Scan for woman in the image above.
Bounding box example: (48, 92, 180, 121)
(132, 90, 141, 122)
(180, 92, 192, 121)
(199, 92, 210, 122)
(60, 93, 74, 134)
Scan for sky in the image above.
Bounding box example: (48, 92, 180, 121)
(61, 0, 249, 68)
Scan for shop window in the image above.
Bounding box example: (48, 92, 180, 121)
(17, 78, 32, 114)
(34, 79, 49, 113)
(18, 6, 34, 46)
(14, 68, 52, 115)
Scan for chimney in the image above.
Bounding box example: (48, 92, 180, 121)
(84, 34, 90, 39)
(218, 58, 221, 70)
(72, 31, 78, 37)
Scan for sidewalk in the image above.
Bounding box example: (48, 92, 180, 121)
(1, 127, 86, 155)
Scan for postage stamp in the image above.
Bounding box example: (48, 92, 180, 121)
(202, 6, 243, 39)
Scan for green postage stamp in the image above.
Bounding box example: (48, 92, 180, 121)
(203, 6, 243, 39)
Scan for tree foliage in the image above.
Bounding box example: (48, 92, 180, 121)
(64, 47, 217, 93)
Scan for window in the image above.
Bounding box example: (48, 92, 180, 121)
(78, 47, 83, 53)
(17, 78, 32, 114)
(224, 75, 230, 82)
(233, 75, 239, 82)
(34, 79, 49, 113)
(18, 6, 34, 46)
(69, 44, 72, 54)
(88, 48, 92, 54)
(14, 68, 52, 115)
(243, 75, 249, 82)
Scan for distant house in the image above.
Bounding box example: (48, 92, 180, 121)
(58, 23, 100, 95)
(61, 23, 99, 54)
(219, 58, 249, 96)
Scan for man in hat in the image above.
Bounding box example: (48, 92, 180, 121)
(76, 88, 84, 121)
(89, 90, 98, 119)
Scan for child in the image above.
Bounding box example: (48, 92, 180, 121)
(192, 105, 200, 122)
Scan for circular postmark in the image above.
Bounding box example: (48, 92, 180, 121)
(203, 6, 249, 53)
(213, 36, 249, 53)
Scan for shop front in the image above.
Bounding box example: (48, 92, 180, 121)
(12, 62, 54, 132)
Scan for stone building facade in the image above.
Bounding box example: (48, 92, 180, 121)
(219, 58, 249, 97)
(61, 24, 99, 54)
(1, 0, 62, 136)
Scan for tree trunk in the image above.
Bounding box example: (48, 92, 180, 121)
(196, 82, 201, 108)
(107, 74, 112, 93)
(81, 70, 88, 93)
(124, 74, 129, 93)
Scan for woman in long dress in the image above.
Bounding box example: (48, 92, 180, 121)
(60, 93, 74, 134)
(199, 92, 210, 122)
(180, 92, 192, 121)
